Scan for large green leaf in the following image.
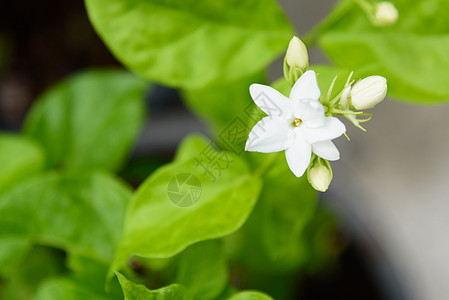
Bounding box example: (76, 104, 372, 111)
(116, 272, 192, 300)
(182, 73, 264, 137)
(0, 171, 131, 263)
(0, 134, 45, 194)
(176, 240, 227, 300)
(0, 135, 46, 275)
(318, 0, 449, 103)
(85, 0, 293, 89)
(111, 134, 262, 272)
(23, 69, 148, 172)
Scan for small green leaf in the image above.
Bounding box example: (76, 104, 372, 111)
(0, 171, 131, 263)
(85, 0, 293, 89)
(111, 135, 262, 272)
(176, 240, 227, 300)
(228, 291, 273, 300)
(116, 272, 192, 300)
(0, 134, 45, 194)
(23, 69, 148, 172)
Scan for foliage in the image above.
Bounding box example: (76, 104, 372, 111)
(2, 0, 449, 299)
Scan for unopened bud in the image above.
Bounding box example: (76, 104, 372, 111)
(374, 2, 398, 27)
(309, 165, 332, 192)
(286, 36, 309, 71)
(350, 76, 387, 110)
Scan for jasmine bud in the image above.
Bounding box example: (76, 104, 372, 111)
(309, 165, 332, 192)
(374, 2, 398, 27)
(285, 36, 309, 71)
(350, 76, 387, 110)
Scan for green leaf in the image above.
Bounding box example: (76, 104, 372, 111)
(259, 156, 317, 269)
(111, 134, 262, 272)
(116, 272, 192, 300)
(1, 246, 66, 300)
(176, 240, 227, 300)
(182, 73, 264, 136)
(318, 0, 449, 103)
(0, 171, 131, 263)
(0, 237, 31, 275)
(0, 135, 46, 274)
(85, 0, 293, 89)
(0, 134, 45, 194)
(23, 69, 148, 172)
(229, 153, 317, 273)
(33, 256, 123, 300)
(173, 134, 210, 163)
(228, 291, 273, 300)
(298, 208, 344, 272)
(34, 279, 116, 300)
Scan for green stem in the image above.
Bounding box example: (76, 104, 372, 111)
(301, 0, 356, 47)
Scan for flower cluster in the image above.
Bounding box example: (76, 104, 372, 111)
(245, 36, 388, 192)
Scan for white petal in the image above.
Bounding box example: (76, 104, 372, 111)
(289, 70, 321, 101)
(312, 140, 340, 161)
(285, 130, 311, 177)
(250, 84, 292, 118)
(304, 117, 346, 144)
(245, 116, 293, 153)
(294, 98, 325, 127)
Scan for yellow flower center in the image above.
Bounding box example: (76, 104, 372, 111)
(293, 118, 302, 127)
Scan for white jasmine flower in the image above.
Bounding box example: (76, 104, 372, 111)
(374, 2, 398, 27)
(285, 36, 309, 70)
(350, 76, 387, 109)
(309, 165, 332, 192)
(245, 71, 346, 177)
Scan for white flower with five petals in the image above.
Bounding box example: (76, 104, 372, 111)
(245, 70, 346, 177)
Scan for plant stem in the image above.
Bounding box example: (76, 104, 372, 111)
(301, 0, 356, 47)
